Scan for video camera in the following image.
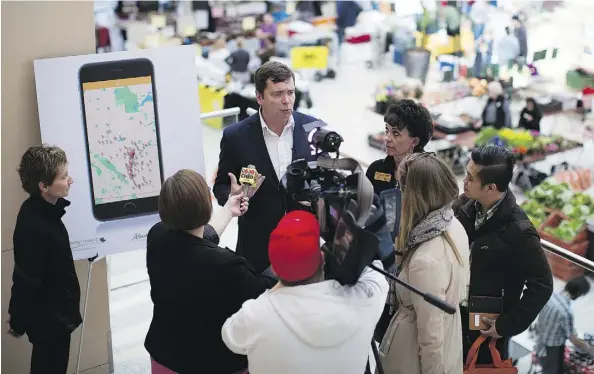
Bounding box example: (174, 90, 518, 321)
(281, 122, 456, 315)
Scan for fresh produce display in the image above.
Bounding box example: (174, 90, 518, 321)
(544, 218, 585, 244)
(474, 128, 580, 156)
(520, 199, 547, 228)
(525, 180, 572, 210)
(522, 181, 594, 243)
(554, 168, 593, 191)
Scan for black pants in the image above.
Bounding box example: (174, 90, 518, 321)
(30, 334, 71, 374)
(542, 345, 565, 374)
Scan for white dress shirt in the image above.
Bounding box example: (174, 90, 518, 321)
(259, 109, 294, 180)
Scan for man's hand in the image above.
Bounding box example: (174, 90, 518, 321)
(480, 317, 502, 339)
(228, 172, 265, 198)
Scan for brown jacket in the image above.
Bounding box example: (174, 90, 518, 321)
(378, 218, 470, 374)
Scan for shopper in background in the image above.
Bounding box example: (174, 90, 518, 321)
(480, 81, 511, 129)
(518, 97, 543, 132)
(222, 211, 388, 374)
(454, 146, 553, 364)
(8, 145, 81, 374)
(145, 169, 275, 374)
(213, 61, 319, 274)
(257, 13, 277, 48)
(512, 15, 528, 72)
(496, 26, 520, 69)
(226, 37, 251, 85)
(336, 1, 362, 45)
(379, 152, 469, 374)
(365, 99, 435, 342)
(257, 35, 277, 65)
(536, 276, 594, 374)
(469, 0, 489, 41)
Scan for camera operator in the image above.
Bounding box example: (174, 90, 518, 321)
(145, 170, 276, 374)
(454, 146, 553, 364)
(365, 100, 435, 341)
(214, 61, 320, 274)
(378, 153, 470, 374)
(221, 211, 389, 374)
(8, 145, 81, 374)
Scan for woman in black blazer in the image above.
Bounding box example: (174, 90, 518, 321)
(145, 169, 276, 374)
(518, 97, 542, 132)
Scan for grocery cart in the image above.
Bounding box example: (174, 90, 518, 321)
(285, 21, 338, 81)
(343, 11, 390, 69)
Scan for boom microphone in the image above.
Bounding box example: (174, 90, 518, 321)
(239, 164, 258, 196)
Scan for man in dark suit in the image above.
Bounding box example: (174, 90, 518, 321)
(214, 61, 319, 273)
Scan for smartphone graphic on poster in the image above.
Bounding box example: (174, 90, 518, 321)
(78, 58, 164, 221)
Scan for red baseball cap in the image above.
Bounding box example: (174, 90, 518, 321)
(268, 210, 322, 282)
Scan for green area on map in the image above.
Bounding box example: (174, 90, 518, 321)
(114, 87, 139, 113)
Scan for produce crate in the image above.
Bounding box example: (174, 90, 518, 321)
(539, 212, 588, 281)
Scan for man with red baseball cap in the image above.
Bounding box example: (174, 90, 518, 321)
(222, 211, 389, 374)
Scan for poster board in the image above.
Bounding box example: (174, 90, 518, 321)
(34, 46, 205, 260)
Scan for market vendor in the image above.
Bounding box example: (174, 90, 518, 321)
(518, 97, 542, 132)
(365, 99, 434, 342)
(480, 81, 511, 129)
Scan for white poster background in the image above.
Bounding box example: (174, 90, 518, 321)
(34, 46, 204, 260)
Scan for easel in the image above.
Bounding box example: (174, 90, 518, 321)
(75, 253, 99, 374)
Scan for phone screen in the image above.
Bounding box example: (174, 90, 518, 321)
(81, 76, 161, 206)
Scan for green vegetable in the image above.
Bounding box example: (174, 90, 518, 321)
(526, 181, 572, 210)
(544, 218, 585, 243)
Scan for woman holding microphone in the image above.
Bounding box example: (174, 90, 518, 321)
(365, 99, 435, 342)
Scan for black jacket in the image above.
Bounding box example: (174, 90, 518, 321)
(482, 95, 510, 129)
(144, 223, 276, 374)
(213, 112, 319, 273)
(518, 107, 542, 132)
(365, 156, 398, 195)
(9, 196, 82, 342)
(454, 191, 553, 361)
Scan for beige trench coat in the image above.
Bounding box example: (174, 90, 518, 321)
(378, 218, 470, 374)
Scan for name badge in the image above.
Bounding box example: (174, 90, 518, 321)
(374, 172, 392, 182)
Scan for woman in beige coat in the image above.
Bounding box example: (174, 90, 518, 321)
(378, 152, 470, 374)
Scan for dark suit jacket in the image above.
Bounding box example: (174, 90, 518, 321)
(213, 112, 318, 272)
(144, 223, 276, 374)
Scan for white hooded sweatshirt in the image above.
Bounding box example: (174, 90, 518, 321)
(221, 261, 389, 374)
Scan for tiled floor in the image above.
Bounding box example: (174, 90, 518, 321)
(108, 4, 594, 373)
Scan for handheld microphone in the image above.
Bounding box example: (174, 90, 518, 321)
(239, 164, 258, 196)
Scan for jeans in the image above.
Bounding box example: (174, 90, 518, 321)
(541, 345, 565, 374)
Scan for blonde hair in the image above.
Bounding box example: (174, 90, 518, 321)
(396, 153, 463, 266)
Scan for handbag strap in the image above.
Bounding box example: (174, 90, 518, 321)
(465, 335, 487, 368)
(465, 336, 504, 369)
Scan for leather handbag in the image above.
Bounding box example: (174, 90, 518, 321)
(463, 336, 518, 374)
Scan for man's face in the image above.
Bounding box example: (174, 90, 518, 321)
(41, 164, 73, 200)
(463, 160, 488, 200)
(257, 78, 295, 123)
(384, 124, 418, 158)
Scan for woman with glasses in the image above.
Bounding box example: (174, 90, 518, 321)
(145, 169, 275, 374)
(378, 153, 470, 374)
(365, 100, 435, 342)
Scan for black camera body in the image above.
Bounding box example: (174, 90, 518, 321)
(281, 126, 383, 285)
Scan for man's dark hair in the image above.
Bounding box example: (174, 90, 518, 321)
(565, 276, 590, 300)
(384, 99, 434, 152)
(18, 144, 68, 195)
(254, 61, 295, 95)
(470, 146, 515, 192)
